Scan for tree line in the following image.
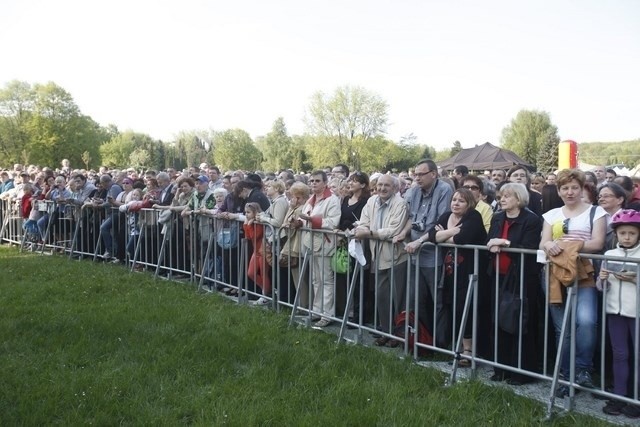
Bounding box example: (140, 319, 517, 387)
(0, 80, 632, 173)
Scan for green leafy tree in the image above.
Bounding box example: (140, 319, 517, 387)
(434, 148, 452, 162)
(501, 110, 559, 166)
(212, 129, 262, 171)
(536, 133, 560, 173)
(261, 117, 293, 172)
(130, 148, 150, 171)
(385, 136, 435, 172)
(0, 80, 109, 168)
(172, 130, 213, 169)
(450, 140, 463, 157)
(420, 145, 436, 160)
(99, 131, 155, 168)
(28, 82, 107, 167)
(290, 135, 312, 172)
(578, 140, 640, 167)
(0, 81, 34, 166)
(81, 151, 92, 170)
(305, 85, 388, 170)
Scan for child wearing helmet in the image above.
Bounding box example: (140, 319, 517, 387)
(598, 209, 640, 418)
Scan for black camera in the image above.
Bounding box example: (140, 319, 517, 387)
(411, 221, 426, 232)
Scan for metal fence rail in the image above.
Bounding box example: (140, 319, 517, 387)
(2, 199, 638, 420)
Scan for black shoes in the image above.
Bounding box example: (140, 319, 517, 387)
(602, 399, 625, 416)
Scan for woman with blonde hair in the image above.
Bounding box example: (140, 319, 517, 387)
(280, 182, 311, 305)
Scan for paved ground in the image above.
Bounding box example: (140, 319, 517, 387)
(323, 319, 632, 426)
(209, 287, 632, 425)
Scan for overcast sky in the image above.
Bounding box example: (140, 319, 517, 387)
(1, 0, 638, 150)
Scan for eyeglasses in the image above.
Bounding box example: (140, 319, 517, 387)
(462, 185, 480, 191)
(598, 194, 616, 199)
(414, 170, 435, 177)
(562, 218, 570, 234)
(309, 179, 322, 183)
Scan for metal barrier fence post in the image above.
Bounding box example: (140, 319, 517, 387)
(546, 283, 577, 417)
(337, 261, 361, 344)
(288, 249, 312, 327)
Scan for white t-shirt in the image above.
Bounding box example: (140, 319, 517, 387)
(542, 205, 606, 242)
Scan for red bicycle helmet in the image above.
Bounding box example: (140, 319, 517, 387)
(611, 209, 640, 228)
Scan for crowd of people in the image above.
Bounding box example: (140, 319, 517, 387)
(1, 159, 640, 418)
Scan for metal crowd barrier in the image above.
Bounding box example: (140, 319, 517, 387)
(0, 199, 24, 245)
(2, 198, 638, 420)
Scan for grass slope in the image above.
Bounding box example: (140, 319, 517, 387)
(0, 247, 607, 426)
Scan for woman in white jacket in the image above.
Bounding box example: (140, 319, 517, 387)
(598, 210, 640, 418)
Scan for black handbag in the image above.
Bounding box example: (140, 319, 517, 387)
(498, 265, 528, 335)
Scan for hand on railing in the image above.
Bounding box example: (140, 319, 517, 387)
(595, 275, 610, 291)
(392, 230, 407, 244)
(543, 240, 563, 257)
(404, 239, 422, 254)
(352, 225, 371, 240)
(487, 238, 510, 254)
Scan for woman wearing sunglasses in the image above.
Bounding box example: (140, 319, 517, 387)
(540, 168, 607, 397)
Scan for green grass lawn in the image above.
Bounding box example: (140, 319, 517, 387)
(0, 246, 608, 426)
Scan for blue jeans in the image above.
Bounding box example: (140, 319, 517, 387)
(100, 215, 114, 253)
(126, 234, 138, 260)
(547, 286, 597, 377)
(37, 214, 49, 241)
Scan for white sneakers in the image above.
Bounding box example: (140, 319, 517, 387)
(313, 318, 331, 328)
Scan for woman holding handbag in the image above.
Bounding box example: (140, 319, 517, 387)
(486, 183, 542, 384)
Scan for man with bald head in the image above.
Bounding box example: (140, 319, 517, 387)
(592, 165, 606, 186)
(354, 174, 409, 346)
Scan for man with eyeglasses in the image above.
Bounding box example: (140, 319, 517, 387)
(331, 163, 349, 179)
(394, 159, 453, 346)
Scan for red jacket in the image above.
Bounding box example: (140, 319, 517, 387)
(21, 193, 34, 219)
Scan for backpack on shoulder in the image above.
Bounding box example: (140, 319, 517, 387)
(393, 310, 433, 356)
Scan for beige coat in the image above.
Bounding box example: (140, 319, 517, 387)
(359, 193, 408, 270)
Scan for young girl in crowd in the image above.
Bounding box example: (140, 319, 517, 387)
(243, 202, 271, 305)
(20, 183, 41, 247)
(599, 210, 640, 418)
